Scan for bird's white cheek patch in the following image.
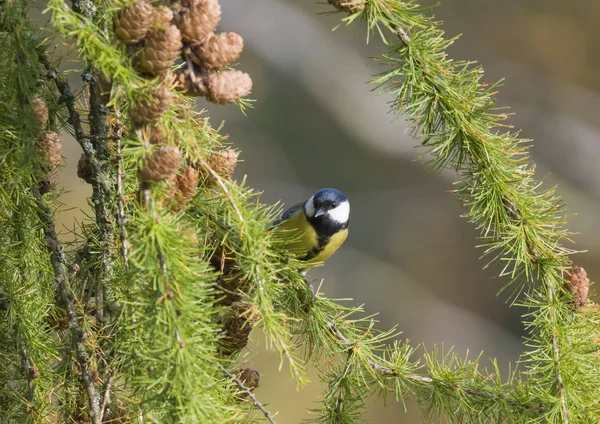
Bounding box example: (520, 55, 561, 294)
(328, 201, 350, 224)
(304, 195, 316, 217)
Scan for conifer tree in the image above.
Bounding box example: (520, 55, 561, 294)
(0, 0, 598, 423)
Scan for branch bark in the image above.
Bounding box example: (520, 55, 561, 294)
(34, 189, 102, 424)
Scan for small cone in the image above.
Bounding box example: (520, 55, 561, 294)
(329, 0, 365, 14)
(77, 154, 93, 184)
(114, 0, 154, 44)
(206, 70, 252, 105)
(237, 368, 260, 396)
(178, 0, 221, 44)
(192, 32, 244, 70)
(207, 148, 238, 177)
(147, 124, 169, 145)
(139, 146, 182, 183)
(39, 179, 55, 195)
(215, 275, 244, 306)
(131, 87, 173, 124)
(219, 304, 257, 356)
(564, 266, 590, 308)
(38, 131, 61, 167)
(32, 97, 48, 126)
(172, 165, 199, 211)
(138, 25, 183, 75)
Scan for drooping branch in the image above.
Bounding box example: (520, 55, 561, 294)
(33, 189, 102, 424)
(326, 320, 547, 416)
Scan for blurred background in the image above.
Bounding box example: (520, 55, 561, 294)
(45, 0, 600, 422)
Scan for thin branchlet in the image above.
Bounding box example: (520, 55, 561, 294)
(220, 365, 277, 424)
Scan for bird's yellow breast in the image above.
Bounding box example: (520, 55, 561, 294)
(277, 209, 348, 267)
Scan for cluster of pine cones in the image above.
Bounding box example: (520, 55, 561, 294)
(115, 0, 259, 389)
(115, 0, 251, 105)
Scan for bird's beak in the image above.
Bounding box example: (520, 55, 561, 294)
(314, 208, 325, 217)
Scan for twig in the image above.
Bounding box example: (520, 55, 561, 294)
(548, 285, 570, 423)
(326, 320, 546, 413)
(19, 345, 39, 402)
(43, 57, 118, 320)
(219, 365, 277, 424)
(100, 368, 115, 421)
(394, 25, 411, 45)
(114, 109, 129, 268)
(199, 159, 245, 225)
(33, 189, 102, 424)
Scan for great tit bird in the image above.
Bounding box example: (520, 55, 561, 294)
(274, 188, 350, 267)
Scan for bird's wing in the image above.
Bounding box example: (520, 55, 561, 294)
(270, 202, 305, 227)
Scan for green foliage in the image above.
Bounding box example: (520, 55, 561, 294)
(1, 0, 598, 422)
(0, 5, 63, 422)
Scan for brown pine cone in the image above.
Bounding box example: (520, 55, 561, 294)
(564, 266, 590, 308)
(178, 0, 221, 44)
(147, 124, 169, 145)
(215, 275, 244, 306)
(206, 148, 238, 177)
(237, 368, 260, 393)
(172, 165, 199, 211)
(114, 0, 154, 44)
(139, 146, 182, 183)
(138, 25, 183, 76)
(32, 97, 48, 126)
(131, 87, 173, 124)
(206, 70, 252, 104)
(219, 304, 258, 356)
(38, 131, 61, 167)
(191, 32, 244, 70)
(77, 154, 93, 184)
(329, 0, 365, 14)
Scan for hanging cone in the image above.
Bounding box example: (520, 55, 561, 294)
(564, 266, 590, 308)
(146, 124, 169, 145)
(329, 0, 365, 14)
(215, 275, 244, 306)
(237, 368, 260, 396)
(219, 304, 258, 356)
(77, 154, 93, 184)
(191, 32, 244, 70)
(172, 165, 199, 211)
(31, 97, 48, 127)
(139, 146, 182, 183)
(178, 0, 221, 44)
(206, 148, 238, 177)
(38, 131, 62, 168)
(131, 87, 173, 124)
(206, 70, 252, 105)
(138, 25, 183, 76)
(114, 0, 154, 44)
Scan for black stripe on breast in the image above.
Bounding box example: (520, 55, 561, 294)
(302, 215, 348, 260)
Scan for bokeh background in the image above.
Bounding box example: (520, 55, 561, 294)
(44, 0, 600, 422)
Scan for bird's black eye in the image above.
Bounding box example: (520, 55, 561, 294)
(331, 202, 338, 208)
